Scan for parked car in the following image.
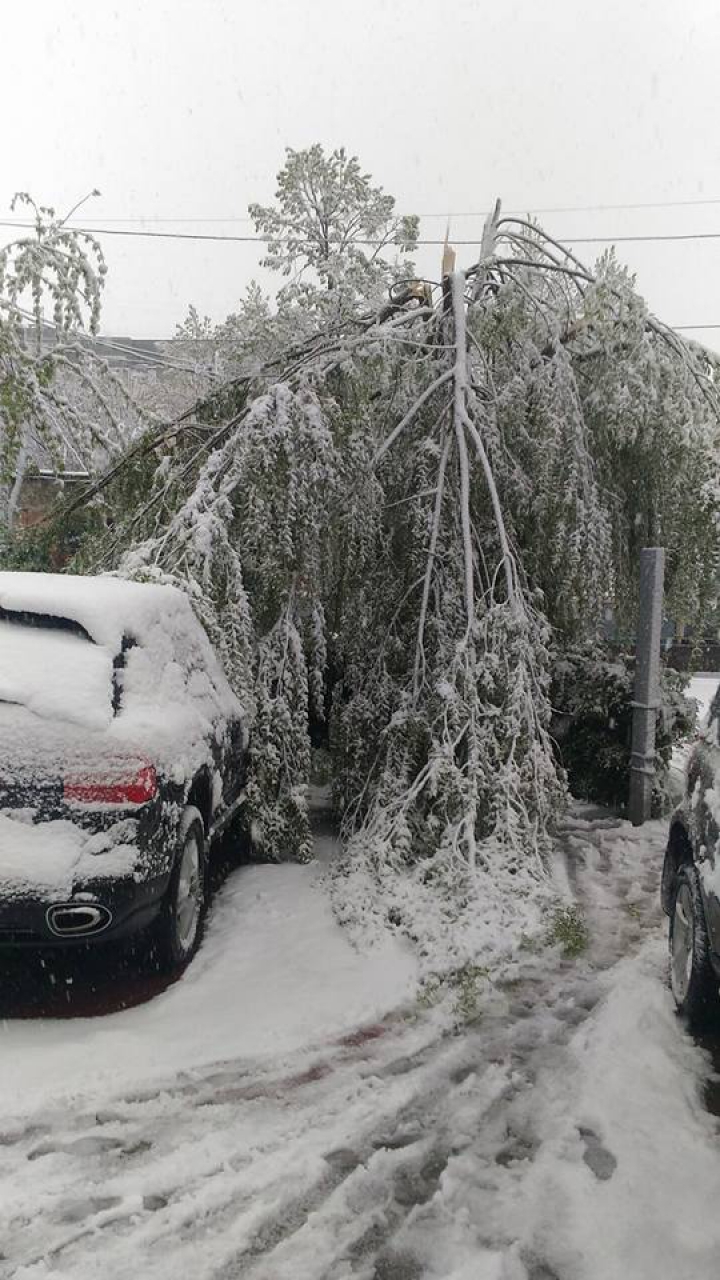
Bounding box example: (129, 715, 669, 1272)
(661, 682, 720, 1026)
(0, 571, 248, 971)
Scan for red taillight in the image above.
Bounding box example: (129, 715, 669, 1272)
(64, 763, 158, 806)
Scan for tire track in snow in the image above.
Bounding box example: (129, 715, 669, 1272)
(0, 807, 673, 1280)
(0, 1018, 447, 1276)
(213, 809, 671, 1279)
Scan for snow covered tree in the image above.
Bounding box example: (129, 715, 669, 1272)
(157, 149, 421, 428)
(160, 148, 422, 425)
(569, 252, 719, 628)
(171, 287, 289, 393)
(249, 144, 419, 316)
(71, 198, 719, 976)
(0, 193, 149, 533)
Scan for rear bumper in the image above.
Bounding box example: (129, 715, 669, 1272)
(0, 873, 169, 948)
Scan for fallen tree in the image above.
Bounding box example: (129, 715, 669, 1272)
(60, 199, 719, 974)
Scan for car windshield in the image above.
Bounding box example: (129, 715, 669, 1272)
(0, 615, 114, 731)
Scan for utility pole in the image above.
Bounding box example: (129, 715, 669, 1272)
(629, 547, 665, 826)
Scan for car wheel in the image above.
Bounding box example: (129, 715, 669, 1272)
(669, 864, 720, 1029)
(153, 806, 207, 973)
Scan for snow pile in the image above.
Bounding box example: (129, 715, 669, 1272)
(331, 845, 554, 986)
(0, 812, 137, 898)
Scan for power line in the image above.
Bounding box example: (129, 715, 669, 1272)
(0, 220, 265, 244)
(83, 335, 208, 377)
(565, 232, 720, 244)
(6, 225, 720, 337)
(4, 218, 720, 248)
(86, 332, 211, 375)
(474, 197, 720, 217)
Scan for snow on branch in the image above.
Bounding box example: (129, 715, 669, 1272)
(65, 197, 720, 974)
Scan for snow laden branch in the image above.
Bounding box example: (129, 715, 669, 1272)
(0, 195, 150, 532)
(87, 198, 719, 977)
(333, 268, 563, 973)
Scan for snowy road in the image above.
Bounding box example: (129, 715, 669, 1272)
(2, 802, 720, 1280)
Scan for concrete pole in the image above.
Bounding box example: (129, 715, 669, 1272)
(629, 547, 665, 826)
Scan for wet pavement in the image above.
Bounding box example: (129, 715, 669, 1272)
(0, 943, 178, 1019)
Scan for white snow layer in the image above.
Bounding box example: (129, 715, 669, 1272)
(0, 619, 114, 730)
(0, 571, 245, 801)
(0, 570, 198, 655)
(0, 810, 719, 1279)
(0, 812, 138, 899)
(0, 620, 719, 1280)
(420, 941, 720, 1280)
(0, 862, 418, 1112)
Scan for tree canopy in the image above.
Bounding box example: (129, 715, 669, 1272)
(249, 144, 419, 308)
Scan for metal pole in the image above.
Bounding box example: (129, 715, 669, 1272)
(629, 547, 665, 826)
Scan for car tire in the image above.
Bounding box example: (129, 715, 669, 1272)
(152, 806, 207, 973)
(669, 864, 720, 1029)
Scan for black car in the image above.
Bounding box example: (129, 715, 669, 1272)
(661, 683, 720, 1026)
(0, 571, 248, 971)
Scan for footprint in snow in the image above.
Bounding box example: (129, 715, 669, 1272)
(27, 1134, 125, 1160)
(578, 1126, 617, 1180)
(523, 1259, 562, 1280)
(60, 1195, 123, 1223)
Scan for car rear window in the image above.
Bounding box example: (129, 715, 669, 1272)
(0, 614, 114, 731)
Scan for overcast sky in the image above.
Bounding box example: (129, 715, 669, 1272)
(2, 0, 720, 345)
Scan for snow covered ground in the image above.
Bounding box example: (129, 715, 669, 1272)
(0, 855, 418, 1114)
(1, 799, 720, 1279)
